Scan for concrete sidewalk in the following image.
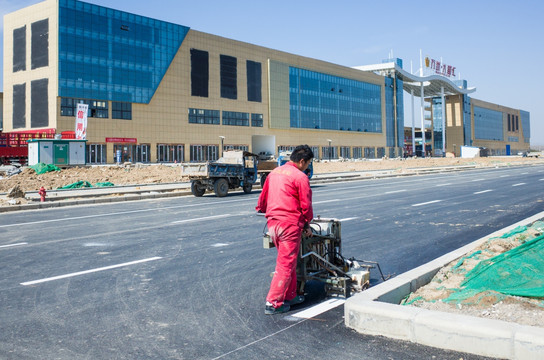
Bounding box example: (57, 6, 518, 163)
(344, 211, 544, 360)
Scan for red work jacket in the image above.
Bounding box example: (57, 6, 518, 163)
(256, 161, 313, 229)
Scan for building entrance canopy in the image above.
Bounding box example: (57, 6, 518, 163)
(354, 61, 476, 97)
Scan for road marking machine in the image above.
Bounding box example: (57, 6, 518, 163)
(263, 216, 387, 298)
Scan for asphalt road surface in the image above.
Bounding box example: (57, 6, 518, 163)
(1, 165, 542, 359)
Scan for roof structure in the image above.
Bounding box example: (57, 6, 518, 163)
(354, 61, 476, 98)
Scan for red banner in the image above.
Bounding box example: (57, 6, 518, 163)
(106, 137, 137, 143)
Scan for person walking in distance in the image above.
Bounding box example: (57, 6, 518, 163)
(256, 145, 314, 314)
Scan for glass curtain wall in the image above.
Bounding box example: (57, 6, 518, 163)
(289, 67, 381, 132)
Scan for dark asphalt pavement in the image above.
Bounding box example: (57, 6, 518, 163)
(1, 165, 542, 359)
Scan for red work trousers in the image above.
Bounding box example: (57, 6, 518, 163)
(266, 220, 302, 308)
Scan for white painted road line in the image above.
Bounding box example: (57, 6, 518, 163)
(474, 190, 493, 194)
(435, 183, 452, 187)
(313, 199, 340, 204)
(385, 189, 407, 194)
(171, 214, 232, 224)
(412, 200, 442, 207)
(512, 183, 526, 187)
(0, 242, 28, 249)
(539, 178, 544, 181)
(286, 298, 346, 319)
(21, 257, 162, 286)
(339, 217, 358, 222)
(471, 178, 486, 182)
(499, 175, 510, 178)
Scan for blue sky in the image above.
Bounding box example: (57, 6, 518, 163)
(1, 0, 542, 145)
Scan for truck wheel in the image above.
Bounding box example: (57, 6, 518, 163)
(214, 178, 229, 197)
(191, 181, 206, 197)
(243, 183, 252, 194)
(260, 174, 268, 186)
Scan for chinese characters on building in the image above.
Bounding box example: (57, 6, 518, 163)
(424, 57, 456, 77)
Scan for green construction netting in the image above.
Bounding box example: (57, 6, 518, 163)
(29, 163, 61, 174)
(57, 181, 115, 189)
(94, 182, 115, 187)
(444, 233, 544, 302)
(58, 181, 92, 189)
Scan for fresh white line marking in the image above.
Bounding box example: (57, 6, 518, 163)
(435, 183, 452, 187)
(412, 200, 442, 207)
(385, 189, 406, 194)
(521, 172, 529, 175)
(286, 298, 346, 319)
(339, 217, 358, 222)
(512, 183, 526, 187)
(171, 214, 232, 224)
(0, 242, 28, 249)
(471, 178, 485, 182)
(313, 199, 339, 204)
(0, 198, 251, 229)
(474, 190, 493, 194)
(212, 243, 229, 247)
(499, 175, 510, 178)
(21, 257, 162, 286)
(540, 178, 544, 181)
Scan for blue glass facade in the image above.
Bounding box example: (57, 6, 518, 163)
(385, 77, 394, 146)
(462, 95, 472, 146)
(432, 97, 443, 150)
(288, 67, 382, 132)
(395, 78, 404, 147)
(521, 110, 530, 143)
(58, 0, 189, 103)
(474, 106, 503, 141)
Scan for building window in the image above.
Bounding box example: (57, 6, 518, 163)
(13, 83, 26, 129)
(222, 111, 249, 126)
(220, 55, 237, 99)
(112, 102, 132, 120)
(376, 147, 386, 158)
(61, 98, 108, 118)
(157, 144, 184, 162)
(87, 144, 107, 164)
(516, 115, 519, 131)
(322, 146, 337, 160)
(507, 114, 511, 131)
(31, 19, 49, 69)
(340, 146, 350, 159)
(224, 144, 249, 152)
(191, 49, 209, 97)
(247, 60, 262, 102)
(474, 106, 503, 141)
(188, 108, 220, 124)
(353, 147, 363, 159)
(190, 145, 218, 162)
(364, 147, 376, 159)
(251, 113, 263, 127)
(31, 79, 49, 128)
(13, 25, 26, 72)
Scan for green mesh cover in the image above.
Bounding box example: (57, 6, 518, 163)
(94, 182, 115, 187)
(30, 163, 61, 174)
(459, 234, 544, 298)
(57, 181, 92, 189)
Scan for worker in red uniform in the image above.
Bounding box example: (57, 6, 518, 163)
(256, 145, 314, 314)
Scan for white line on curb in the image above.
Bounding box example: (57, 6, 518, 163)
(21, 257, 162, 286)
(412, 200, 442, 207)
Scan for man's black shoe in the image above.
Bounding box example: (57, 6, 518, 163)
(264, 304, 290, 315)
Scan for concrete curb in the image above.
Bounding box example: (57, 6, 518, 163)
(344, 211, 544, 360)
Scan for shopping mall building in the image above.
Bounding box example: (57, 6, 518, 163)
(2, 0, 530, 164)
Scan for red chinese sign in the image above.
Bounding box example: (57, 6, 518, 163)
(105, 137, 137, 143)
(424, 57, 456, 78)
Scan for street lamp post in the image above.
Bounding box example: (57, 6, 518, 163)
(327, 139, 332, 161)
(219, 136, 225, 158)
